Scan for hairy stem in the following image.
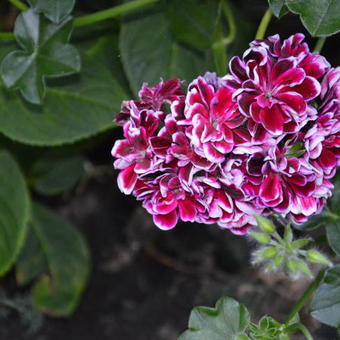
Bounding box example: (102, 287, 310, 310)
(255, 8, 272, 40)
(8, 0, 28, 11)
(285, 269, 325, 324)
(313, 37, 326, 54)
(74, 0, 160, 27)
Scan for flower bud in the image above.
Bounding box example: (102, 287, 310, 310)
(287, 259, 299, 275)
(262, 247, 277, 258)
(307, 250, 333, 267)
(255, 215, 275, 233)
(297, 260, 313, 279)
(273, 255, 284, 266)
(249, 232, 271, 244)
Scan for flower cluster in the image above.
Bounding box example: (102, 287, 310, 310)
(112, 34, 340, 235)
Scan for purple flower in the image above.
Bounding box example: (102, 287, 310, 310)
(112, 35, 340, 234)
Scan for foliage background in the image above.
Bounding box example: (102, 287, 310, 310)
(0, 0, 339, 339)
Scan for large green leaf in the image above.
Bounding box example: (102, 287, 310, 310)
(31, 203, 90, 317)
(268, 0, 289, 18)
(286, 0, 340, 37)
(0, 150, 30, 276)
(0, 50, 126, 146)
(310, 266, 340, 328)
(28, 0, 76, 24)
(0, 10, 80, 104)
(179, 297, 250, 340)
(119, 8, 207, 95)
(167, 0, 219, 50)
(30, 154, 84, 196)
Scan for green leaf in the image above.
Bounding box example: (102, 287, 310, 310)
(311, 265, 340, 328)
(286, 0, 340, 37)
(31, 203, 90, 317)
(268, 0, 289, 18)
(28, 0, 76, 24)
(0, 150, 30, 276)
(30, 155, 84, 196)
(120, 8, 207, 95)
(326, 221, 340, 255)
(167, 0, 219, 50)
(16, 227, 47, 285)
(0, 10, 80, 104)
(0, 49, 127, 146)
(179, 297, 250, 340)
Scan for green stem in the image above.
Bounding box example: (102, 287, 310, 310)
(0, 32, 15, 39)
(8, 0, 28, 11)
(285, 269, 325, 324)
(298, 324, 314, 340)
(313, 37, 326, 54)
(74, 0, 160, 27)
(221, 0, 236, 45)
(255, 8, 272, 40)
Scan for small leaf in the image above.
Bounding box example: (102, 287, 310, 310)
(249, 232, 271, 244)
(284, 225, 293, 243)
(311, 265, 340, 327)
(179, 297, 250, 340)
(326, 221, 340, 255)
(16, 227, 47, 285)
(268, 0, 289, 18)
(28, 0, 75, 24)
(31, 203, 90, 317)
(0, 10, 80, 104)
(0, 150, 30, 276)
(286, 0, 340, 37)
(30, 155, 84, 196)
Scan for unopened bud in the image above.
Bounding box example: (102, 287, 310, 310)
(255, 215, 275, 233)
(297, 260, 313, 279)
(262, 247, 277, 258)
(307, 250, 333, 267)
(284, 225, 293, 243)
(273, 255, 284, 266)
(249, 232, 271, 244)
(287, 259, 298, 274)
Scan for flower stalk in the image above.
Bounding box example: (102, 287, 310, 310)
(255, 8, 272, 40)
(74, 0, 160, 27)
(313, 37, 326, 54)
(285, 269, 326, 324)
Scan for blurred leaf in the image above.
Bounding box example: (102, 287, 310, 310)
(16, 227, 47, 286)
(31, 203, 90, 317)
(0, 150, 30, 276)
(120, 8, 207, 95)
(326, 221, 340, 255)
(286, 0, 340, 37)
(179, 296, 250, 340)
(311, 265, 340, 327)
(0, 49, 127, 146)
(30, 155, 84, 196)
(28, 0, 76, 23)
(268, 0, 289, 18)
(0, 10, 80, 104)
(167, 0, 219, 50)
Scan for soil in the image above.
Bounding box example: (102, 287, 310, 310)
(0, 166, 338, 340)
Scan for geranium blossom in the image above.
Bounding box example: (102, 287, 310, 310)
(112, 34, 340, 234)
